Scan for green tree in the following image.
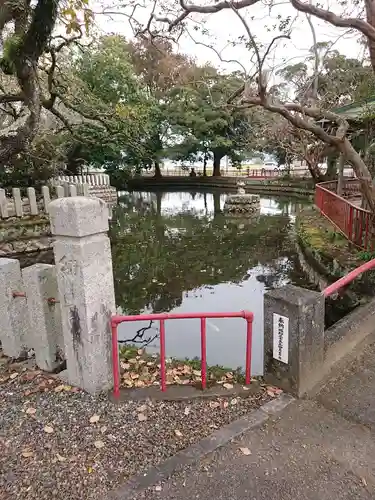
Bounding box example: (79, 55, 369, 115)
(126, 38, 194, 177)
(168, 68, 251, 176)
(55, 35, 156, 176)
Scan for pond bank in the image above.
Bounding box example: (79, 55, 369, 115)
(126, 176, 314, 197)
(295, 208, 375, 324)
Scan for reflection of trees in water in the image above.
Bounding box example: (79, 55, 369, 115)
(111, 194, 303, 314)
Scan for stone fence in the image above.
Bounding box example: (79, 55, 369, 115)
(51, 174, 117, 203)
(0, 184, 90, 219)
(0, 197, 114, 393)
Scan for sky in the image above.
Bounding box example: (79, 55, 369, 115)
(93, 0, 367, 79)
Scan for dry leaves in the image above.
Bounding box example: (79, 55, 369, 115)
(184, 406, 190, 416)
(174, 429, 183, 438)
(94, 440, 105, 449)
(10, 373, 18, 379)
(223, 383, 234, 390)
(21, 449, 34, 458)
(25, 407, 36, 415)
(56, 453, 66, 462)
(138, 413, 147, 422)
(266, 386, 283, 397)
(155, 485, 162, 492)
(43, 425, 54, 434)
(89, 415, 100, 424)
(239, 447, 251, 456)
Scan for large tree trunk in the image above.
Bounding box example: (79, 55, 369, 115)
(337, 153, 345, 196)
(339, 138, 375, 213)
(366, 0, 375, 73)
(212, 151, 222, 177)
(154, 161, 162, 178)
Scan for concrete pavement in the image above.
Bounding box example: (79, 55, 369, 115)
(131, 340, 375, 499)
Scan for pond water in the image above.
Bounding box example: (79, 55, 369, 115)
(111, 190, 313, 374)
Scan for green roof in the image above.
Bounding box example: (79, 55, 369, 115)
(332, 97, 375, 120)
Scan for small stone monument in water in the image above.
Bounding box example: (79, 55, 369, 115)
(223, 181, 260, 216)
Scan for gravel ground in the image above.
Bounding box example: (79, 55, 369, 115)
(0, 353, 272, 500)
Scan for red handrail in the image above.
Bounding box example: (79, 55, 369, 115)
(322, 258, 375, 297)
(315, 180, 373, 250)
(111, 310, 254, 398)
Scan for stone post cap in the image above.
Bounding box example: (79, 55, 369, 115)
(265, 284, 322, 306)
(49, 197, 109, 237)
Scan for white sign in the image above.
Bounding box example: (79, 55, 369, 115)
(273, 313, 289, 364)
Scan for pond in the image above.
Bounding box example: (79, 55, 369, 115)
(111, 189, 313, 375)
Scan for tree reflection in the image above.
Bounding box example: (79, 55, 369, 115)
(111, 192, 304, 314)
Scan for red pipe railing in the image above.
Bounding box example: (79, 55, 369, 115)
(315, 180, 373, 250)
(322, 258, 375, 297)
(111, 310, 254, 398)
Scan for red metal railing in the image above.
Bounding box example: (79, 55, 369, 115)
(111, 311, 254, 398)
(315, 180, 373, 250)
(322, 257, 375, 297)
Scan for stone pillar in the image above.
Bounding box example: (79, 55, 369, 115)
(22, 264, 63, 371)
(0, 258, 28, 357)
(264, 284, 325, 397)
(49, 197, 115, 393)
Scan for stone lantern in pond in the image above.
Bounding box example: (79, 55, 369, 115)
(223, 181, 260, 219)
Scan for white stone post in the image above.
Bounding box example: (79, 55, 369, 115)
(12, 188, 23, 217)
(0, 258, 28, 357)
(23, 264, 63, 371)
(49, 197, 115, 393)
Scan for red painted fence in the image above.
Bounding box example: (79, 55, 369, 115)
(111, 311, 253, 398)
(315, 180, 373, 250)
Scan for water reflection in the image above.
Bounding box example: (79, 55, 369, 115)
(111, 190, 311, 373)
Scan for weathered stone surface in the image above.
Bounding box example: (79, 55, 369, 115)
(223, 193, 260, 216)
(50, 197, 115, 393)
(0, 258, 28, 357)
(49, 196, 109, 238)
(264, 284, 325, 397)
(23, 264, 64, 371)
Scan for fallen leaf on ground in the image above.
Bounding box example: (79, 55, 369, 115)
(174, 429, 183, 437)
(155, 485, 162, 492)
(274, 388, 283, 395)
(21, 450, 34, 458)
(10, 373, 18, 379)
(225, 372, 234, 379)
(63, 385, 72, 391)
(209, 401, 220, 409)
(56, 453, 66, 462)
(90, 415, 100, 424)
(94, 440, 105, 449)
(184, 406, 190, 416)
(222, 401, 229, 409)
(100, 426, 107, 434)
(137, 349, 143, 355)
(239, 447, 251, 456)
(25, 407, 36, 415)
(192, 370, 201, 377)
(242, 386, 250, 391)
(223, 383, 233, 390)
(128, 358, 137, 364)
(130, 373, 139, 380)
(54, 385, 65, 393)
(146, 361, 155, 367)
(121, 362, 130, 370)
(87, 466, 93, 473)
(267, 390, 277, 397)
(138, 413, 147, 422)
(138, 404, 148, 412)
(43, 425, 54, 434)
(230, 398, 238, 405)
